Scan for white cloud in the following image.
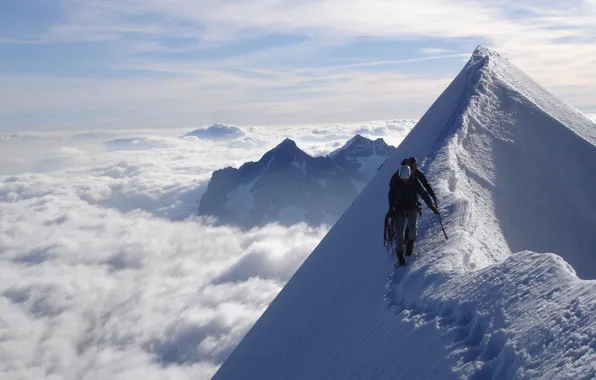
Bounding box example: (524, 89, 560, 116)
(30, 0, 503, 42)
(0, 67, 448, 130)
(0, 200, 327, 378)
(37, 1, 596, 60)
(184, 124, 246, 141)
(0, 121, 413, 379)
(420, 48, 451, 55)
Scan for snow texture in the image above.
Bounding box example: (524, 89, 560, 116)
(213, 46, 596, 379)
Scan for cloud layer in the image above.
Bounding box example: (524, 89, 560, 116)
(0, 120, 413, 379)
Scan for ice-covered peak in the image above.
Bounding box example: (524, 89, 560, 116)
(465, 45, 504, 70)
(471, 45, 498, 59)
(213, 45, 596, 380)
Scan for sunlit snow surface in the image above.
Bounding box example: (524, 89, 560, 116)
(213, 47, 596, 380)
(0, 121, 413, 379)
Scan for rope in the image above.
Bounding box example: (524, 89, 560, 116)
(383, 212, 397, 256)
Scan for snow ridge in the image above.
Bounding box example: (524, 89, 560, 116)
(386, 251, 596, 379)
(212, 46, 596, 380)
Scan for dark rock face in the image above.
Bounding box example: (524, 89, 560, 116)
(199, 136, 398, 227)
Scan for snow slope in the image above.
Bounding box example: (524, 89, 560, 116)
(212, 46, 596, 379)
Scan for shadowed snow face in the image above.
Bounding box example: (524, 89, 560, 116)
(0, 120, 413, 379)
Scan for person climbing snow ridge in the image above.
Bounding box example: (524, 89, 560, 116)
(401, 156, 438, 244)
(387, 164, 439, 266)
(401, 156, 438, 207)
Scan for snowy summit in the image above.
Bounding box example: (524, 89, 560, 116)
(212, 46, 596, 379)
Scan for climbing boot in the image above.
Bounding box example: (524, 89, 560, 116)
(394, 253, 406, 267)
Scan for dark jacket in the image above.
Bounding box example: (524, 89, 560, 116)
(388, 172, 434, 211)
(400, 159, 436, 200)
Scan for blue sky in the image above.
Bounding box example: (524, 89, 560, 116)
(1, 0, 596, 131)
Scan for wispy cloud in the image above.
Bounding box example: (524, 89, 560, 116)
(1, 0, 596, 129)
(312, 53, 471, 69)
(0, 67, 450, 130)
(420, 48, 451, 55)
(31, 0, 595, 44)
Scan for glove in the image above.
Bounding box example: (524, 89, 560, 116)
(431, 206, 440, 215)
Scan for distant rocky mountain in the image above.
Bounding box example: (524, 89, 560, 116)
(329, 134, 398, 191)
(198, 135, 398, 227)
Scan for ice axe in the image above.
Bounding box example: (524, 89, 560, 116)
(437, 211, 448, 240)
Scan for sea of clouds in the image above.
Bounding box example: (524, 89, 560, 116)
(0, 120, 415, 379)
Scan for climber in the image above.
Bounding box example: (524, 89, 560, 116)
(402, 156, 438, 244)
(401, 157, 438, 208)
(388, 164, 439, 266)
